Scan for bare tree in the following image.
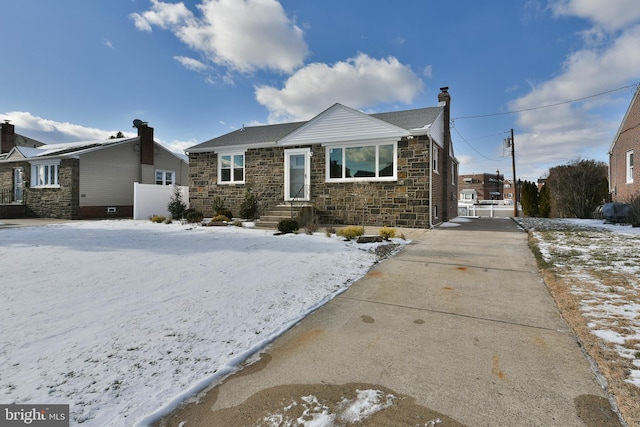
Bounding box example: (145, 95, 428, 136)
(546, 158, 609, 218)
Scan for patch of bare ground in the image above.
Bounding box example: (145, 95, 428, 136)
(529, 232, 640, 427)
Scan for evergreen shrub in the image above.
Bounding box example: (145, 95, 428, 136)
(277, 218, 299, 234)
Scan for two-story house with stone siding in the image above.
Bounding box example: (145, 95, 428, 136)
(186, 87, 458, 228)
(609, 85, 640, 202)
(0, 120, 188, 219)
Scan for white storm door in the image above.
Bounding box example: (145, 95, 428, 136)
(14, 167, 24, 203)
(284, 148, 310, 202)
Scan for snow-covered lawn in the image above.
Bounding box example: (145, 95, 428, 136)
(515, 218, 640, 389)
(0, 220, 404, 426)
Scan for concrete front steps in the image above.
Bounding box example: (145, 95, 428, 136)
(255, 203, 314, 230)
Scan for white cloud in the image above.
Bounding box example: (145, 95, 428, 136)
(173, 56, 209, 72)
(130, 0, 195, 32)
(102, 39, 114, 49)
(162, 139, 195, 159)
(254, 53, 424, 122)
(505, 2, 640, 180)
(1, 111, 190, 161)
(551, 0, 640, 31)
(130, 0, 308, 74)
(0, 111, 126, 143)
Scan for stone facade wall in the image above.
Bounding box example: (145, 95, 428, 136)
(311, 136, 433, 227)
(189, 136, 442, 228)
(0, 163, 19, 199)
(22, 159, 80, 219)
(190, 147, 286, 218)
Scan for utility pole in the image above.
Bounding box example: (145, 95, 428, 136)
(504, 129, 517, 217)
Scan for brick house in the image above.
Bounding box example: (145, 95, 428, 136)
(0, 121, 188, 219)
(502, 179, 521, 204)
(458, 171, 503, 203)
(609, 85, 640, 201)
(186, 87, 458, 228)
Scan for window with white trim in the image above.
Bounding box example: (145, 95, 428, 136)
(326, 142, 396, 181)
(432, 145, 439, 173)
(31, 161, 60, 188)
(626, 150, 634, 183)
(155, 170, 175, 185)
(451, 161, 456, 185)
(218, 152, 245, 184)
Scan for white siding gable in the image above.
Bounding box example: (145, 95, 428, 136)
(278, 103, 409, 146)
(427, 110, 444, 148)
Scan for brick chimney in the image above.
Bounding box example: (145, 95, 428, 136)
(1, 120, 16, 154)
(137, 122, 154, 165)
(437, 87, 453, 222)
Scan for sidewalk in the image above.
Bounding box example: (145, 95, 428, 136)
(158, 217, 621, 426)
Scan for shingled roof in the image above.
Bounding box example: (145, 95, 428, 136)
(187, 104, 443, 153)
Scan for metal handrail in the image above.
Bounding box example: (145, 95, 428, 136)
(290, 185, 305, 218)
(1, 187, 24, 204)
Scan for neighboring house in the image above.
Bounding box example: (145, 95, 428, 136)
(187, 87, 458, 228)
(609, 85, 640, 201)
(502, 179, 521, 204)
(536, 178, 546, 192)
(0, 120, 188, 219)
(458, 171, 503, 203)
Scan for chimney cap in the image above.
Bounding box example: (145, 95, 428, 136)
(3, 119, 10, 124)
(439, 86, 449, 92)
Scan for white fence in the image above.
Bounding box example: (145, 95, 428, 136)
(458, 203, 521, 218)
(133, 183, 189, 220)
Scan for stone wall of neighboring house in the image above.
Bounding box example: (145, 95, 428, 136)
(189, 135, 438, 228)
(0, 161, 30, 217)
(0, 162, 22, 199)
(25, 159, 80, 219)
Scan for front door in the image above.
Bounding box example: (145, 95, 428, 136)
(284, 148, 310, 202)
(13, 167, 24, 203)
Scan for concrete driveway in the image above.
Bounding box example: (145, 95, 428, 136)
(158, 217, 621, 426)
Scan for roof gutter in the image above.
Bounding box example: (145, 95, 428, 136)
(409, 124, 431, 137)
(185, 141, 276, 155)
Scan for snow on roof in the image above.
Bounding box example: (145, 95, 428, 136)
(10, 137, 134, 160)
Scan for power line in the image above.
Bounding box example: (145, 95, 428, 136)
(453, 83, 639, 120)
(452, 126, 504, 161)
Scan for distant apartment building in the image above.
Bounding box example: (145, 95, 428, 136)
(458, 171, 503, 203)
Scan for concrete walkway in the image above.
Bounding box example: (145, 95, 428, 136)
(159, 217, 620, 426)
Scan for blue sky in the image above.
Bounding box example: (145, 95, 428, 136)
(2, 0, 640, 182)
